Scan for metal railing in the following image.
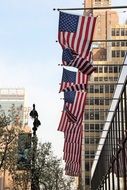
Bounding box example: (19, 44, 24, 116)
(91, 55, 127, 190)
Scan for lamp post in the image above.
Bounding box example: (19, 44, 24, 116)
(30, 104, 41, 190)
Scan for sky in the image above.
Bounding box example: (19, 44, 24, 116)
(0, 0, 126, 159)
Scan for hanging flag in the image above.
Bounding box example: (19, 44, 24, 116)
(62, 48, 96, 75)
(63, 137, 82, 153)
(59, 68, 88, 92)
(65, 161, 80, 176)
(64, 124, 83, 143)
(57, 91, 87, 132)
(65, 169, 80, 176)
(63, 139, 82, 163)
(58, 11, 96, 59)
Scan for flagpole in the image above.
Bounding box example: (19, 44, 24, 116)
(56, 39, 127, 43)
(53, 5, 127, 11)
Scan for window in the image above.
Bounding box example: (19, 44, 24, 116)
(100, 85, 104, 93)
(121, 50, 125, 57)
(100, 111, 105, 120)
(85, 151, 90, 158)
(95, 124, 99, 131)
(95, 110, 99, 120)
(95, 86, 99, 93)
(114, 77, 118, 81)
(100, 99, 104, 105)
(114, 66, 118, 73)
(85, 163, 90, 171)
(104, 77, 108, 81)
(94, 67, 98, 73)
(90, 112, 94, 119)
(94, 77, 98, 81)
(121, 41, 125, 46)
(109, 77, 113, 81)
(104, 67, 108, 73)
(99, 67, 103, 73)
(95, 99, 99, 105)
(100, 124, 104, 130)
(105, 85, 109, 93)
(116, 29, 120, 36)
(116, 41, 120, 46)
(121, 41, 127, 46)
(112, 42, 115, 47)
(90, 99, 94, 105)
(90, 151, 95, 158)
(112, 50, 120, 57)
(90, 138, 95, 143)
(99, 77, 103, 81)
(125, 29, 127, 36)
(85, 138, 89, 144)
(95, 138, 100, 143)
(89, 85, 94, 93)
(119, 66, 122, 72)
(116, 50, 120, 57)
(90, 124, 94, 130)
(110, 85, 114, 93)
(85, 177, 90, 185)
(121, 28, 125, 36)
(85, 112, 89, 120)
(112, 28, 115, 36)
(112, 50, 115, 57)
(85, 124, 89, 131)
(109, 67, 113, 73)
(105, 99, 110, 105)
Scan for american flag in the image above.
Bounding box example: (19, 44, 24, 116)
(57, 91, 87, 132)
(65, 161, 81, 176)
(64, 123, 83, 143)
(58, 11, 96, 59)
(59, 68, 88, 92)
(63, 136, 82, 153)
(62, 48, 96, 75)
(63, 138, 82, 163)
(65, 169, 80, 176)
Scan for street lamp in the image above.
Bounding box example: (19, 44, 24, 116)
(30, 104, 41, 190)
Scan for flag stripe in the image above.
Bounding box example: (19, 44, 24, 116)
(63, 141, 82, 163)
(64, 124, 83, 143)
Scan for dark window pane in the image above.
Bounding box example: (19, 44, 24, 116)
(104, 67, 108, 73)
(121, 50, 125, 57)
(114, 66, 118, 73)
(112, 28, 115, 36)
(121, 28, 125, 36)
(100, 85, 103, 93)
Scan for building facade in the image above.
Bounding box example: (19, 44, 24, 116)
(0, 88, 30, 126)
(0, 88, 31, 190)
(82, 1, 127, 189)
